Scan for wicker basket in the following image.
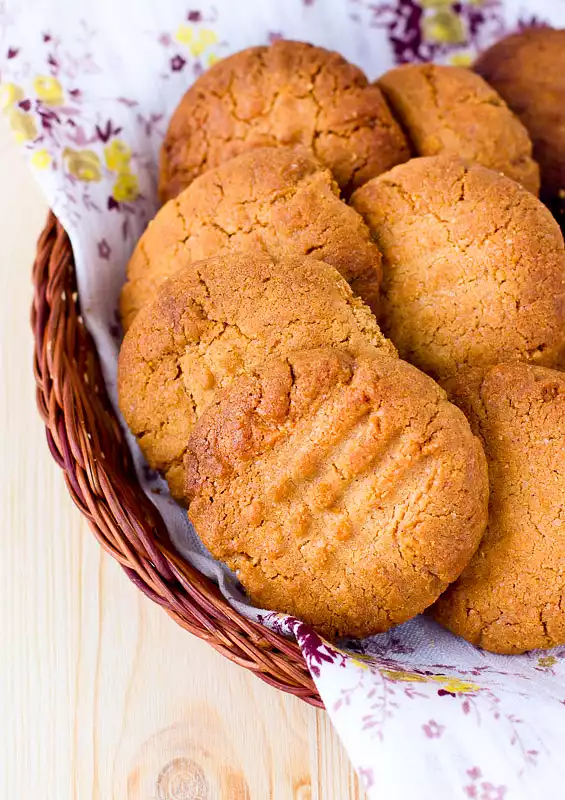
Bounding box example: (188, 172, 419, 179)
(32, 211, 322, 707)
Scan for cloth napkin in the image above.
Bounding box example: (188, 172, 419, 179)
(3, 1, 565, 797)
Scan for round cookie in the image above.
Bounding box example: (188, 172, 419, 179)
(159, 40, 409, 202)
(351, 154, 565, 380)
(475, 28, 565, 212)
(121, 147, 384, 330)
(377, 63, 539, 194)
(118, 249, 397, 500)
(434, 363, 565, 654)
(185, 348, 489, 639)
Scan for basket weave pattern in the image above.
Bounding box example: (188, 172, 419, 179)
(32, 212, 322, 707)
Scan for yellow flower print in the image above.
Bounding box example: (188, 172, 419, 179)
(207, 52, 220, 67)
(112, 171, 139, 203)
(419, 0, 455, 7)
(347, 652, 377, 671)
(34, 75, 65, 106)
(449, 52, 474, 67)
(104, 138, 131, 172)
(381, 669, 428, 683)
(7, 108, 37, 143)
(422, 9, 466, 44)
(63, 148, 102, 181)
(430, 676, 480, 694)
(538, 655, 557, 669)
(193, 29, 218, 56)
(175, 24, 193, 45)
(30, 149, 52, 170)
(381, 669, 479, 693)
(0, 82, 24, 110)
(175, 25, 218, 57)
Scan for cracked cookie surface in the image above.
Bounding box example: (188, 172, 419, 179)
(184, 348, 488, 639)
(434, 363, 565, 654)
(475, 28, 565, 209)
(118, 249, 396, 500)
(159, 39, 409, 202)
(351, 154, 565, 381)
(121, 147, 384, 330)
(378, 63, 539, 194)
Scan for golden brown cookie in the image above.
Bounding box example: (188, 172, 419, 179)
(351, 155, 565, 380)
(434, 363, 565, 654)
(475, 28, 565, 213)
(159, 40, 409, 202)
(118, 249, 396, 500)
(185, 348, 489, 639)
(121, 147, 384, 330)
(377, 63, 539, 194)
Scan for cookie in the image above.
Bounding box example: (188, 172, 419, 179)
(351, 155, 565, 380)
(159, 40, 409, 202)
(121, 147, 384, 330)
(118, 249, 396, 500)
(378, 63, 539, 194)
(434, 363, 565, 654)
(475, 28, 565, 213)
(185, 348, 489, 639)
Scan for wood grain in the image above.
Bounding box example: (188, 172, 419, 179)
(0, 118, 365, 800)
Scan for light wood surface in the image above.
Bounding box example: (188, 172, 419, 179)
(0, 119, 365, 800)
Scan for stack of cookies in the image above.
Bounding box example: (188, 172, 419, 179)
(118, 32, 565, 654)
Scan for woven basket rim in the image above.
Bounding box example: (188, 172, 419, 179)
(32, 211, 323, 707)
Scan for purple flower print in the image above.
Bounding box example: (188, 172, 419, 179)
(517, 16, 550, 33)
(117, 97, 138, 108)
(156, 9, 225, 82)
(465, 784, 507, 800)
(283, 620, 348, 676)
(95, 119, 122, 143)
(36, 104, 61, 132)
(465, 768, 507, 800)
(423, 719, 445, 739)
(142, 463, 160, 484)
(97, 238, 111, 260)
(170, 54, 186, 72)
(358, 767, 375, 790)
(7, 46, 19, 58)
(359, 0, 504, 64)
(295, 625, 339, 676)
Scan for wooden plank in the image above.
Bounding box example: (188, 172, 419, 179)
(0, 118, 364, 800)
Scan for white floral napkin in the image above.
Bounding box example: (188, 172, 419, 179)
(3, 1, 565, 797)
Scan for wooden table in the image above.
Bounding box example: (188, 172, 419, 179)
(0, 119, 365, 800)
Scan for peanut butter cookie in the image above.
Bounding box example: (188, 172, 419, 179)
(351, 155, 565, 380)
(118, 249, 396, 500)
(159, 40, 409, 202)
(475, 27, 565, 213)
(121, 147, 384, 330)
(185, 348, 488, 639)
(435, 363, 565, 654)
(378, 63, 539, 194)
